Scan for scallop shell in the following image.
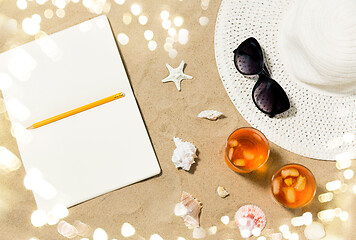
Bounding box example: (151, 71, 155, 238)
(234, 205, 266, 238)
(175, 192, 202, 229)
(197, 110, 223, 121)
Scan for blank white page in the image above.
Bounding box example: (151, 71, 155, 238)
(0, 15, 160, 211)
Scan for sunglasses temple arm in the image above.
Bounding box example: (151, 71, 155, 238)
(262, 64, 271, 77)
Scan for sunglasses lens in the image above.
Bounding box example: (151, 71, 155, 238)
(234, 37, 264, 75)
(252, 75, 290, 115)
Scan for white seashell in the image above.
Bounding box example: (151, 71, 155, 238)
(172, 137, 197, 171)
(197, 110, 223, 121)
(193, 227, 206, 239)
(175, 192, 202, 229)
(304, 222, 326, 240)
(217, 186, 229, 198)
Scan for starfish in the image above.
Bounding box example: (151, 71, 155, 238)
(161, 60, 193, 91)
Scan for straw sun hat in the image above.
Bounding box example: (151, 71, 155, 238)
(214, 0, 356, 160)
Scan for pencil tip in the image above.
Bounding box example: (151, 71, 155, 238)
(26, 126, 34, 130)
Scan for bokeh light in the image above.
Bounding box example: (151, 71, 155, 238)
(318, 192, 333, 203)
(6, 98, 31, 121)
(220, 215, 229, 225)
(52, 204, 69, 219)
(31, 209, 48, 227)
(162, 19, 171, 30)
(130, 4, 142, 16)
(0, 146, 21, 174)
(201, 0, 210, 10)
(114, 0, 125, 4)
(56, 9, 66, 18)
(199, 16, 209, 26)
(122, 13, 132, 25)
(58, 221, 78, 238)
(17, 0, 28, 10)
(117, 33, 129, 45)
(178, 29, 189, 44)
(93, 228, 108, 240)
(208, 226, 217, 235)
(148, 41, 157, 51)
(144, 30, 154, 40)
(11, 122, 33, 144)
(173, 16, 183, 27)
(22, 18, 40, 36)
(121, 222, 135, 237)
(168, 28, 176, 37)
(36, 0, 48, 4)
(74, 220, 91, 236)
(160, 10, 169, 20)
(44, 9, 54, 19)
(168, 49, 177, 58)
(326, 180, 342, 191)
(138, 15, 148, 25)
(343, 169, 354, 180)
(150, 234, 163, 240)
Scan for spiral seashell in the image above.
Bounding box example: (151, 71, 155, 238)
(280, 0, 356, 95)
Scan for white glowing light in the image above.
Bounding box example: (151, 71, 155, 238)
(150, 234, 163, 240)
(343, 169, 354, 180)
(74, 220, 90, 236)
(31, 209, 48, 227)
(56, 9, 66, 18)
(32, 14, 42, 24)
(144, 30, 154, 40)
(335, 152, 352, 169)
(208, 226, 217, 235)
(6, 98, 31, 121)
(168, 28, 176, 37)
(52, 204, 69, 219)
(36, 0, 48, 4)
(290, 233, 299, 240)
(138, 15, 148, 25)
(326, 180, 342, 191)
(162, 20, 171, 30)
(114, 0, 125, 4)
(220, 216, 229, 225)
(177, 237, 186, 240)
(11, 122, 33, 144)
(318, 209, 335, 222)
(0, 73, 13, 90)
(164, 42, 173, 52)
(318, 192, 333, 203)
(174, 16, 183, 27)
(339, 211, 349, 221)
(93, 228, 108, 240)
(201, 0, 210, 10)
(160, 10, 170, 20)
(22, 18, 40, 36)
(17, 0, 27, 10)
(279, 225, 289, 233)
(130, 4, 141, 16)
(291, 216, 305, 227)
(192, 227, 206, 239)
(29, 238, 39, 240)
(24, 168, 43, 190)
(302, 212, 313, 226)
(270, 233, 283, 240)
(178, 29, 189, 45)
(241, 229, 251, 238)
(83, 0, 93, 8)
(343, 132, 355, 143)
(117, 33, 129, 45)
(252, 228, 261, 237)
(58, 221, 78, 238)
(72, 0, 80, 3)
(121, 222, 135, 237)
(47, 211, 60, 225)
(257, 237, 266, 240)
(123, 13, 132, 25)
(0, 147, 21, 173)
(36, 180, 57, 200)
(44, 9, 54, 19)
(199, 16, 209, 26)
(8, 48, 37, 81)
(148, 41, 157, 51)
(168, 49, 178, 59)
(53, 0, 66, 9)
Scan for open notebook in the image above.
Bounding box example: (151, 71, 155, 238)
(0, 16, 160, 211)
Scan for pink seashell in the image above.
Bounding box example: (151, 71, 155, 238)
(234, 205, 266, 238)
(175, 192, 202, 229)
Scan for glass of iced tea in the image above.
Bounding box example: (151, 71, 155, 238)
(225, 127, 270, 173)
(271, 164, 316, 208)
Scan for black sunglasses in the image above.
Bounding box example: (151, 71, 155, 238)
(233, 37, 290, 117)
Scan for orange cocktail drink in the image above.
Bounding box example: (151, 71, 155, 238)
(225, 127, 270, 173)
(271, 164, 316, 208)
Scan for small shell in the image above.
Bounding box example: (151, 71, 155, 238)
(304, 222, 325, 240)
(171, 137, 197, 171)
(217, 186, 229, 198)
(234, 205, 267, 239)
(197, 110, 223, 121)
(175, 192, 202, 229)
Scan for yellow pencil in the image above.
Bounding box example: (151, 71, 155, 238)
(27, 92, 125, 129)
